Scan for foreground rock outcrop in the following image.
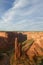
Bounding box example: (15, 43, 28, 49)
(0, 32, 43, 65)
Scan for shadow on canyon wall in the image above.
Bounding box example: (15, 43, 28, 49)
(0, 32, 27, 65)
(0, 32, 27, 52)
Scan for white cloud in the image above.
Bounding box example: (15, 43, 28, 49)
(0, 0, 43, 31)
(14, 0, 30, 8)
(0, 0, 30, 23)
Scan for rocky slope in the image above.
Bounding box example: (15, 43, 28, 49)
(0, 32, 43, 65)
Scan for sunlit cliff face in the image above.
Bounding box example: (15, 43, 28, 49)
(0, 32, 7, 38)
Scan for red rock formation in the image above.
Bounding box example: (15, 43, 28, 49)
(15, 38, 22, 59)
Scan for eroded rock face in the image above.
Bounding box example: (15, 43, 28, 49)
(0, 32, 43, 65)
(0, 32, 16, 52)
(0, 32, 27, 52)
(22, 32, 43, 65)
(22, 32, 43, 55)
(0, 32, 7, 38)
(0, 53, 10, 65)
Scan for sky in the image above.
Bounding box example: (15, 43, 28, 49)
(0, 0, 43, 31)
